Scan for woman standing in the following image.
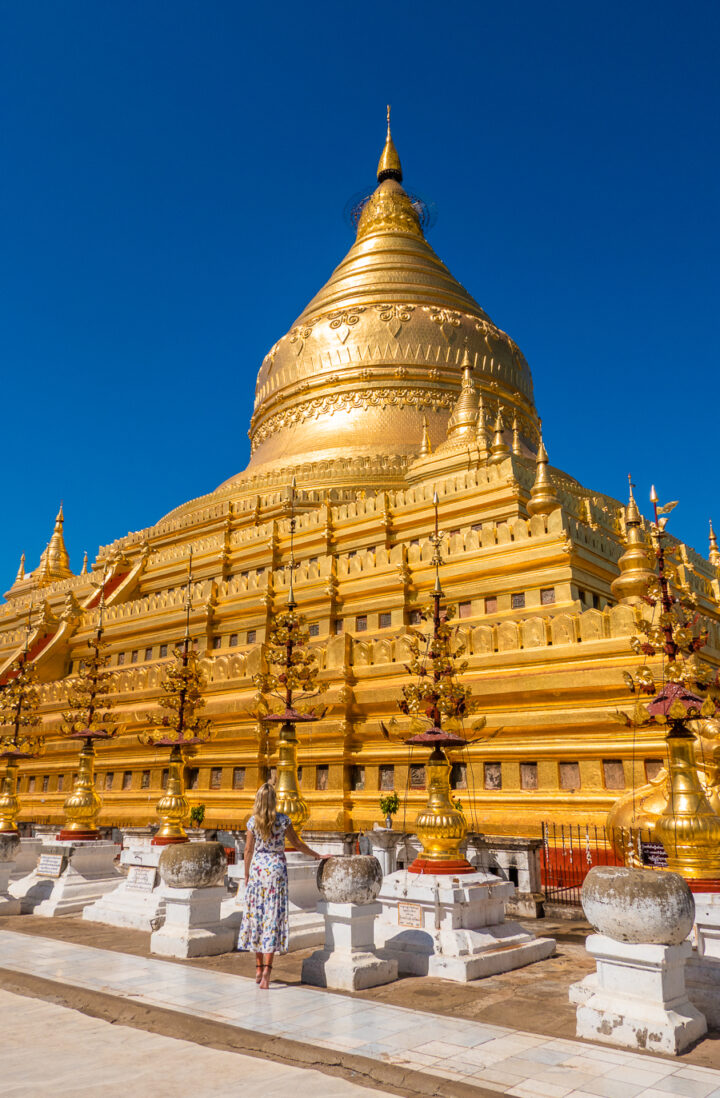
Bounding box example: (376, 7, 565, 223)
(239, 782, 328, 989)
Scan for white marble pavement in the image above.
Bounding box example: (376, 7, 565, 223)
(0, 930, 718, 1096)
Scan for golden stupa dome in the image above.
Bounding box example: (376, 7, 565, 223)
(220, 113, 540, 493)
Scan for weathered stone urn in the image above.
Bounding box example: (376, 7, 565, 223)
(158, 841, 227, 890)
(581, 865, 694, 945)
(0, 833, 20, 863)
(317, 855, 382, 904)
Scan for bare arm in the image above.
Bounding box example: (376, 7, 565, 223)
(243, 829, 255, 877)
(285, 822, 329, 860)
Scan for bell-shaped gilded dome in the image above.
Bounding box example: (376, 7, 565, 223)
(221, 117, 540, 492)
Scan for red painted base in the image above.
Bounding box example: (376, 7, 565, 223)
(56, 829, 99, 841)
(151, 836, 190, 846)
(686, 879, 720, 894)
(408, 856, 476, 876)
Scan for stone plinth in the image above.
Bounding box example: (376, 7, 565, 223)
(10, 838, 42, 882)
(83, 841, 164, 931)
(364, 829, 409, 876)
(119, 827, 156, 868)
(10, 841, 122, 916)
(686, 893, 720, 1028)
(374, 869, 555, 982)
(0, 834, 21, 915)
(302, 901, 398, 990)
(150, 885, 235, 958)
(302, 831, 358, 857)
(467, 834, 545, 918)
(570, 933, 706, 1055)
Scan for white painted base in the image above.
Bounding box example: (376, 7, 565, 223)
(364, 830, 408, 877)
(83, 845, 164, 931)
(570, 934, 707, 1055)
(10, 841, 122, 917)
(686, 892, 720, 1029)
(374, 869, 555, 982)
(10, 839, 41, 882)
(0, 862, 20, 915)
(302, 901, 397, 991)
(229, 851, 324, 952)
(150, 886, 236, 958)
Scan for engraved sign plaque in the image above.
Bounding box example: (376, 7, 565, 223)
(127, 865, 157, 892)
(397, 901, 423, 928)
(37, 853, 64, 878)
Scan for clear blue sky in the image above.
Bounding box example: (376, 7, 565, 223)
(2, 1, 718, 586)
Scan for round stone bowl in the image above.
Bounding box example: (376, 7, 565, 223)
(317, 855, 382, 904)
(0, 833, 20, 863)
(159, 841, 227, 889)
(581, 865, 694, 945)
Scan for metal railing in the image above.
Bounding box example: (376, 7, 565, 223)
(541, 821, 653, 907)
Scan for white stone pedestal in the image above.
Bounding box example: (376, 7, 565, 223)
(570, 933, 707, 1055)
(83, 842, 165, 931)
(10, 839, 42, 882)
(686, 893, 720, 1029)
(228, 851, 324, 951)
(10, 841, 122, 916)
(150, 885, 236, 958)
(365, 830, 408, 876)
(374, 869, 555, 982)
(0, 857, 20, 915)
(302, 901, 398, 990)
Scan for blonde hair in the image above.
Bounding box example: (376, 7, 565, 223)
(253, 782, 277, 841)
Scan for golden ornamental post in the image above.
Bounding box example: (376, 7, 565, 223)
(58, 574, 118, 840)
(396, 491, 485, 875)
(139, 552, 212, 845)
(619, 487, 720, 886)
(254, 478, 325, 831)
(0, 616, 46, 833)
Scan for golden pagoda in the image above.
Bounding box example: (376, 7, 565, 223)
(1, 115, 719, 840)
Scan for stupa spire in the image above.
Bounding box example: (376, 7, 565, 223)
(81, 551, 89, 576)
(511, 412, 522, 456)
(527, 436, 560, 516)
(444, 343, 479, 444)
(377, 104, 403, 183)
(36, 504, 72, 582)
(476, 394, 490, 461)
(709, 520, 720, 568)
(610, 475, 655, 603)
(13, 553, 25, 586)
(419, 415, 432, 457)
(489, 413, 510, 463)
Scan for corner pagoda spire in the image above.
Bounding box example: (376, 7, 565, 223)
(443, 343, 479, 445)
(377, 104, 402, 183)
(13, 554, 25, 586)
(419, 415, 432, 457)
(489, 413, 510, 463)
(610, 476, 654, 603)
(710, 520, 720, 568)
(36, 504, 72, 582)
(527, 436, 560, 516)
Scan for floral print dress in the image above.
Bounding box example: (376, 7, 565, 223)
(239, 812, 290, 954)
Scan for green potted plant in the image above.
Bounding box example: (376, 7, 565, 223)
(189, 803, 206, 830)
(379, 792, 400, 830)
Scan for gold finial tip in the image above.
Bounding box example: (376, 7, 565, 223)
(377, 107, 402, 183)
(433, 489, 439, 506)
(650, 485, 658, 502)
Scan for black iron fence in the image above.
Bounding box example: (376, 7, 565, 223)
(541, 821, 653, 907)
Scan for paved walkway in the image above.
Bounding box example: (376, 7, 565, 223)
(1, 930, 719, 1098)
(0, 988, 392, 1097)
